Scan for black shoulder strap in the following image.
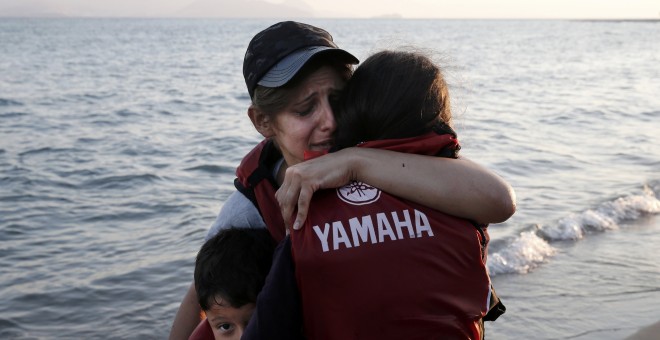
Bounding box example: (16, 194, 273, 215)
(484, 287, 506, 321)
(235, 177, 259, 209)
(234, 140, 283, 218)
(470, 221, 488, 263)
(470, 221, 506, 322)
(246, 139, 281, 188)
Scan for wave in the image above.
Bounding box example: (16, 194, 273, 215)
(115, 109, 139, 117)
(539, 188, 659, 241)
(184, 164, 234, 174)
(18, 147, 76, 157)
(0, 318, 23, 338)
(0, 98, 23, 106)
(0, 111, 28, 118)
(488, 184, 660, 276)
(18, 146, 75, 157)
(82, 173, 161, 190)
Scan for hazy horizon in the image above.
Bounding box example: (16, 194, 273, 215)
(1, 0, 659, 19)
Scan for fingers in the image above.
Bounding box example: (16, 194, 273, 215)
(276, 158, 344, 231)
(292, 186, 312, 230)
(276, 172, 299, 231)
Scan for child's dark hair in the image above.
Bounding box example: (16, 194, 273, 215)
(194, 228, 275, 310)
(335, 50, 452, 149)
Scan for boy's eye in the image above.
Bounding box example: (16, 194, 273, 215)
(216, 323, 234, 333)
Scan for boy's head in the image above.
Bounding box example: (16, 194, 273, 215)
(194, 228, 275, 339)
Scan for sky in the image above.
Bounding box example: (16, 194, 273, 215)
(0, 0, 659, 19)
(308, 0, 660, 19)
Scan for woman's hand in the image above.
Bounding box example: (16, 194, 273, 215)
(276, 149, 355, 230)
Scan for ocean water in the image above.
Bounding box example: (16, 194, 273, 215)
(1, 18, 659, 339)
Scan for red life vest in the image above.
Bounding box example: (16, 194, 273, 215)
(234, 132, 504, 337)
(290, 132, 491, 340)
(234, 139, 287, 242)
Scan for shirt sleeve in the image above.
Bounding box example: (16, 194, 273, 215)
(205, 191, 267, 241)
(242, 236, 305, 340)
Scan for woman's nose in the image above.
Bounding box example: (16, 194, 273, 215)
(318, 98, 337, 132)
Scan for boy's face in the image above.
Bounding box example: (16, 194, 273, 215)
(205, 297, 255, 340)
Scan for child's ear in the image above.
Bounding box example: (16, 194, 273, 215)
(248, 106, 274, 138)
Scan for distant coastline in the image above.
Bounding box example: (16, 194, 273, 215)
(575, 18, 660, 22)
(1, 1, 658, 20)
(2, 16, 659, 20)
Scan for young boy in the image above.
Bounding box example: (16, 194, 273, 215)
(191, 228, 275, 340)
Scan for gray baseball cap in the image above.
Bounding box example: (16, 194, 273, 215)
(243, 21, 359, 98)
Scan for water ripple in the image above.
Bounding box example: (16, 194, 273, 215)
(115, 108, 140, 117)
(184, 164, 234, 174)
(82, 173, 161, 190)
(18, 147, 76, 158)
(0, 98, 23, 106)
(0, 111, 28, 118)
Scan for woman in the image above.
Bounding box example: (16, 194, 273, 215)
(169, 22, 514, 339)
(243, 50, 502, 340)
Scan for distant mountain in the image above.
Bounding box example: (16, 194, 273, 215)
(370, 13, 403, 19)
(176, 0, 315, 18)
(0, 0, 70, 17)
(0, 0, 316, 18)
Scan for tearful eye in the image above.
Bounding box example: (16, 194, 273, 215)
(297, 104, 315, 117)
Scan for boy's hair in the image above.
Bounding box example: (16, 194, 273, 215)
(194, 228, 275, 310)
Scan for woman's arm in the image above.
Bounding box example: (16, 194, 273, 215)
(276, 147, 516, 229)
(169, 283, 203, 340)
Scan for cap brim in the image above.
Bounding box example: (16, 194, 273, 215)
(257, 46, 359, 88)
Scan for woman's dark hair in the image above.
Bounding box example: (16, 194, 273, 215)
(252, 55, 353, 117)
(194, 228, 275, 310)
(335, 50, 451, 149)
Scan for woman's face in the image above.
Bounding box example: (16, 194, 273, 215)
(270, 65, 345, 166)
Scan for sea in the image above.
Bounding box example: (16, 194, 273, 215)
(0, 18, 658, 339)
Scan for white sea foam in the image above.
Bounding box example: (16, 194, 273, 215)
(488, 231, 556, 275)
(539, 187, 660, 241)
(489, 187, 660, 276)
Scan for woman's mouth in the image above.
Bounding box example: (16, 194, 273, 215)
(309, 140, 334, 151)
